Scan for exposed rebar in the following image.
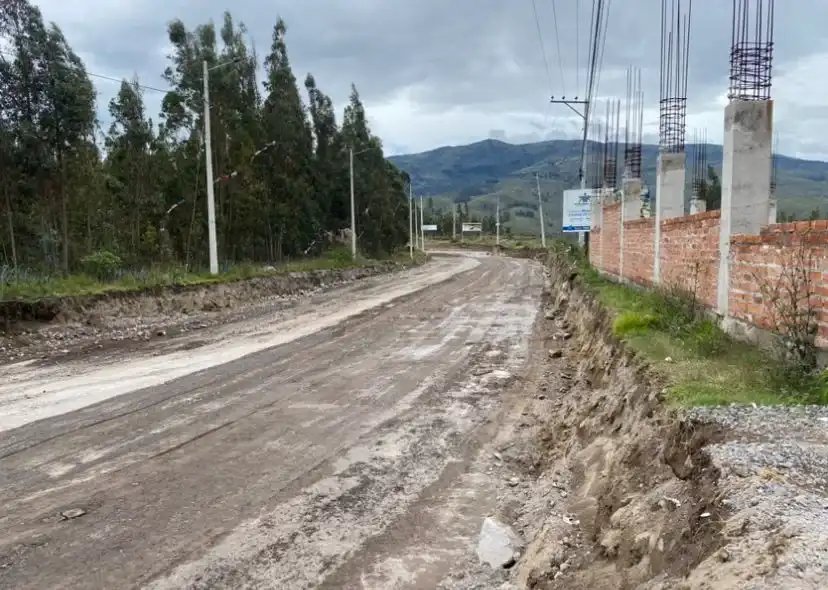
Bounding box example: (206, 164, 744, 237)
(659, 0, 692, 153)
(691, 128, 708, 197)
(729, 0, 774, 101)
(623, 66, 644, 179)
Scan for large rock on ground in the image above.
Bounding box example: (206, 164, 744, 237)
(476, 516, 524, 569)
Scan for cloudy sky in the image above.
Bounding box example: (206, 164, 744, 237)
(33, 0, 828, 160)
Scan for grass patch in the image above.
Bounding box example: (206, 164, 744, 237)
(0, 247, 423, 302)
(578, 261, 828, 407)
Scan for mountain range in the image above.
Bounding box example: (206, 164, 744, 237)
(388, 139, 828, 235)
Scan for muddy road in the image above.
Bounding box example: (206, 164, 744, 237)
(0, 254, 545, 589)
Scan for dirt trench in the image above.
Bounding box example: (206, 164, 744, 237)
(505, 254, 729, 589)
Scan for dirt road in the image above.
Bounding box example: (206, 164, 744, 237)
(0, 253, 545, 590)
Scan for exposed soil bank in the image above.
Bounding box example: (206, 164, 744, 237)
(505, 253, 727, 589)
(1, 263, 402, 330)
(456, 251, 828, 589)
(0, 261, 412, 364)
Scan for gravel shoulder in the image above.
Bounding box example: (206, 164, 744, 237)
(679, 405, 828, 589)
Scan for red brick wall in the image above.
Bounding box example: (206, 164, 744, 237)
(622, 218, 655, 286)
(590, 203, 828, 352)
(660, 211, 721, 309)
(730, 221, 828, 348)
(602, 203, 622, 277)
(589, 228, 602, 268)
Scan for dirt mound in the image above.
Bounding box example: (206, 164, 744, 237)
(0, 263, 400, 334)
(0, 262, 409, 364)
(512, 254, 728, 589)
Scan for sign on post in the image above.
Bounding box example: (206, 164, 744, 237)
(461, 222, 482, 232)
(562, 189, 596, 232)
(422, 224, 438, 231)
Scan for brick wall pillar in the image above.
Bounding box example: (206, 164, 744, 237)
(654, 152, 687, 284)
(717, 99, 773, 316)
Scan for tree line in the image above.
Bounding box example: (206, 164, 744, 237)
(0, 2, 411, 276)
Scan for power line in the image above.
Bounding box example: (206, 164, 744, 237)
(530, 0, 556, 95)
(576, 0, 581, 95)
(0, 48, 172, 95)
(548, 0, 567, 96)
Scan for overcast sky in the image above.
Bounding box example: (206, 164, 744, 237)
(34, 0, 828, 160)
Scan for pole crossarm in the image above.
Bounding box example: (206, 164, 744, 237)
(550, 98, 589, 120)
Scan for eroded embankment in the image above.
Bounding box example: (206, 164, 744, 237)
(513, 254, 727, 589)
(0, 263, 402, 332)
(0, 262, 413, 364)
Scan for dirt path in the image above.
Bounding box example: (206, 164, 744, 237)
(0, 253, 545, 590)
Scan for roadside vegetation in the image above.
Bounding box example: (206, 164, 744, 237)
(1, 3, 413, 287)
(562, 244, 828, 406)
(0, 247, 425, 301)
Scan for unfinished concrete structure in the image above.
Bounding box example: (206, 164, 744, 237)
(716, 0, 775, 316)
(654, 0, 692, 284)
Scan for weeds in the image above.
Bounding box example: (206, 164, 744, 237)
(0, 246, 419, 302)
(750, 228, 825, 402)
(559, 241, 826, 406)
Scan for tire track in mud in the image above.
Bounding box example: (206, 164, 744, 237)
(0, 255, 543, 590)
(146, 271, 542, 590)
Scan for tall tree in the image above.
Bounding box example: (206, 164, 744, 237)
(0, 5, 412, 275)
(258, 17, 315, 259)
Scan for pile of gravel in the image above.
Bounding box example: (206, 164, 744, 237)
(689, 405, 828, 588)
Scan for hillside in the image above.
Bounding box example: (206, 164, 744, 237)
(389, 139, 828, 235)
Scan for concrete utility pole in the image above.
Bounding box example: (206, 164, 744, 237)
(535, 172, 546, 248)
(419, 194, 426, 253)
(349, 147, 356, 259)
(495, 195, 501, 247)
(203, 60, 218, 275)
(550, 96, 591, 247)
(452, 204, 457, 240)
(202, 57, 242, 274)
(408, 183, 414, 259)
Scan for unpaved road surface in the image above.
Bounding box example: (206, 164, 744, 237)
(0, 254, 544, 590)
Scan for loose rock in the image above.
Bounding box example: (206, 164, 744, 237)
(476, 517, 524, 569)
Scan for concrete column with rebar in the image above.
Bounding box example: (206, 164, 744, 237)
(653, 152, 686, 283)
(716, 99, 774, 315)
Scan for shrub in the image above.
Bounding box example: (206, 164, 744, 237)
(326, 246, 354, 266)
(648, 286, 699, 338)
(79, 250, 123, 281)
(613, 311, 657, 336)
(686, 319, 728, 357)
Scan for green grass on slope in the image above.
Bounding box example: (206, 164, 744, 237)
(577, 261, 828, 407)
(1, 248, 424, 302)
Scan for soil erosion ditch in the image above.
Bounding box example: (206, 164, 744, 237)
(503, 253, 728, 589)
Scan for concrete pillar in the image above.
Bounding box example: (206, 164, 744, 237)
(653, 152, 687, 284)
(623, 178, 643, 220)
(716, 99, 773, 316)
(590, 189, 603, 268)
(690, 197, 707, 214)
(768, 196, 778, 225)
(641, 185, 652, 217)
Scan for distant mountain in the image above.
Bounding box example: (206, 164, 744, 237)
(388, 139, 828, 235)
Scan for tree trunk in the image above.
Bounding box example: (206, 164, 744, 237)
(4, 183, 17, 270)
(59, 150, 70, 274)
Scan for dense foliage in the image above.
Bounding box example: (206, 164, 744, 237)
(0, 2, 411, 274)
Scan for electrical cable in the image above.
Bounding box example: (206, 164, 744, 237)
(530, 0, 556, 96)
(548, 0, 567, 96)
(0, 47, 172, 95)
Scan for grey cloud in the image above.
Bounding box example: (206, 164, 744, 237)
(35, 0, 828, 156)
